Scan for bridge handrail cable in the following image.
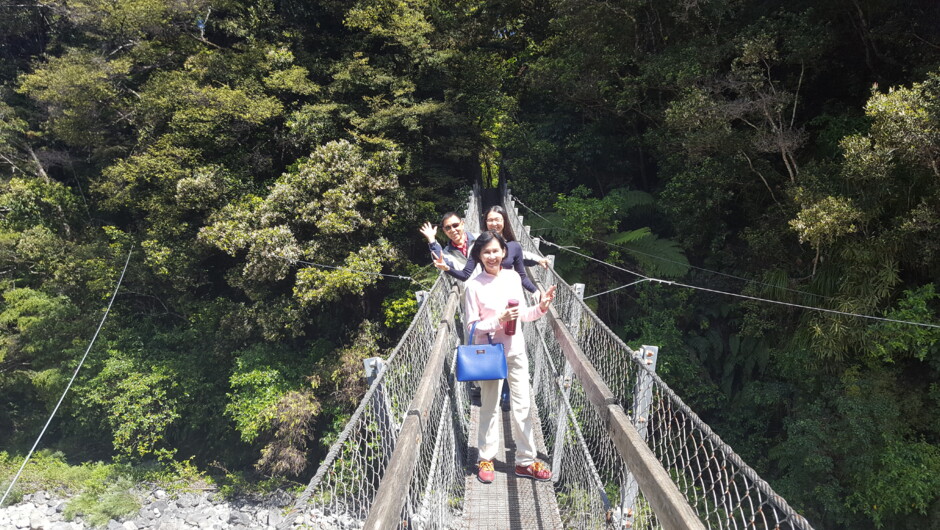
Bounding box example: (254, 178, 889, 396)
(503, 186, 813, 529)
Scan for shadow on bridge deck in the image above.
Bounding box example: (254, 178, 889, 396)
(458, 387, 564, 529)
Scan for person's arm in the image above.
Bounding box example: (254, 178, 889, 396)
(429, 240, 444, 258)
(521, 285, 556, 322)
(522, 250, 550, 269)
(445, 255, 477, 281)
(508, 243, 538, 293)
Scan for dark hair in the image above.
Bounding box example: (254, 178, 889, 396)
(440, 211, 461, 226)
(470, 230, 508, 266)
(484, 205, 516, 242)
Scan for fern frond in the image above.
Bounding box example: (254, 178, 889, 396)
(607, 227, 652, 245)
(621, 234, 690, 278)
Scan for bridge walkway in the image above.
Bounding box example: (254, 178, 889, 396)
(459, 387, 563, 529)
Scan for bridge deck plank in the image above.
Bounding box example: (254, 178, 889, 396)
(459, 386, 564, 529)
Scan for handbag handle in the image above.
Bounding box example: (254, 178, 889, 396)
(466, 321, 494, 346)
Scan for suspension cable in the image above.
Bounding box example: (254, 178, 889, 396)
(1, 247, 133, 507)
(541, 237, 940, 329)
(270, 254, 432, 290)
(514, 197, 834, 301)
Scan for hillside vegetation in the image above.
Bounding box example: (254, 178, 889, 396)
(1, 1, 938, 528)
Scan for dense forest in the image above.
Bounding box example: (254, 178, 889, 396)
(1, 0, 938, 528)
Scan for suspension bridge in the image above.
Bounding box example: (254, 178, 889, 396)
(277, 185, 813, 530)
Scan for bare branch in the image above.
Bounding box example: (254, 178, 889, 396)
(791, 62, 805, 129)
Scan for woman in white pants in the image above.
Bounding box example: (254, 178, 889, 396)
(459, 230, 557, 484)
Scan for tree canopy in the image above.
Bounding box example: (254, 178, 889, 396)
(1, 0, 938, 527)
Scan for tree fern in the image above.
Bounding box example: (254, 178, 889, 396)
(612, 231, 690, 278)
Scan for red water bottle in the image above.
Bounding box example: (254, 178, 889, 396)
(504, 299, 519, 335)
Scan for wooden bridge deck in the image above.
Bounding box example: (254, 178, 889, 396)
(458, 386, 564, 529)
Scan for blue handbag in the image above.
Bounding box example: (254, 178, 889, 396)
(455, 322, 507, 382)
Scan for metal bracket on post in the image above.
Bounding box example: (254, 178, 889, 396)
(552, 283, 585, 480)
(415, 290, 429, 308)
(619, 345, 659, 528)
(363, 356, 385, 385)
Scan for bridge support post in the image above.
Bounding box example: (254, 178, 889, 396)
(551, 283, 584, 481)
(620, 345, 659, 528)
(363, 356, 397, 467)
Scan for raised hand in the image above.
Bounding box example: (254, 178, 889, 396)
(432, 251, 451, 271)
(420, 222, 438, 243)
(539, 285, 557, 312)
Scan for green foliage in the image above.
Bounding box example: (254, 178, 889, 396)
(80, 353, 181, 459)
(63, 476, 140, 527)
(0, 287, 78, 366)
(201, 139, 406, 305)
(1, 0, 939, 526)
(17, 49, 131, 148)
(225, 345, 301, 444)
(553, 186, 689, 279)
(866, 285, 940, 363)
(0, 450, 111, 501)
(382, 294, 418, 330)
(137, 70, 283, 143)
(789, 194, 862, 248)
(0, 177, 81, 234)
(63, 0, 208, 41)
(847, 439, 940, 527)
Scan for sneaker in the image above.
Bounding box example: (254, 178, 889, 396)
(477, 460, 495, 483)
(514, 461, 551, 481)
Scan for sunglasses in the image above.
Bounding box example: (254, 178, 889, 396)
(443, 222, 461, 230)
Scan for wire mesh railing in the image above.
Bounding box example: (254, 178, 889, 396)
(525, 311, 620, 529)
(282, 181, 810, 530)
(502, 187, 812, 530)
(279, 187, 479, 529)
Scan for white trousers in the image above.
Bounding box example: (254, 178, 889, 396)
(476, 350, 537, 466)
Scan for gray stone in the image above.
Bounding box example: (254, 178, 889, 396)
(29, 510, 50, 529)
(184, 510, 207, 525)
(176, 494, 197, 508)
(33, 491, 48, 504)
(154, 490, 167, 500)
(122, 521, 138, 530)
(228, 511, 251, 526)
(49, 523, 73, 530)
(150, 500, 168, 514)
(214, 506, 230, 523)
(12, 511, 29, 528)
(108, 519, 124, 530)
(268, 510, 283, 526)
